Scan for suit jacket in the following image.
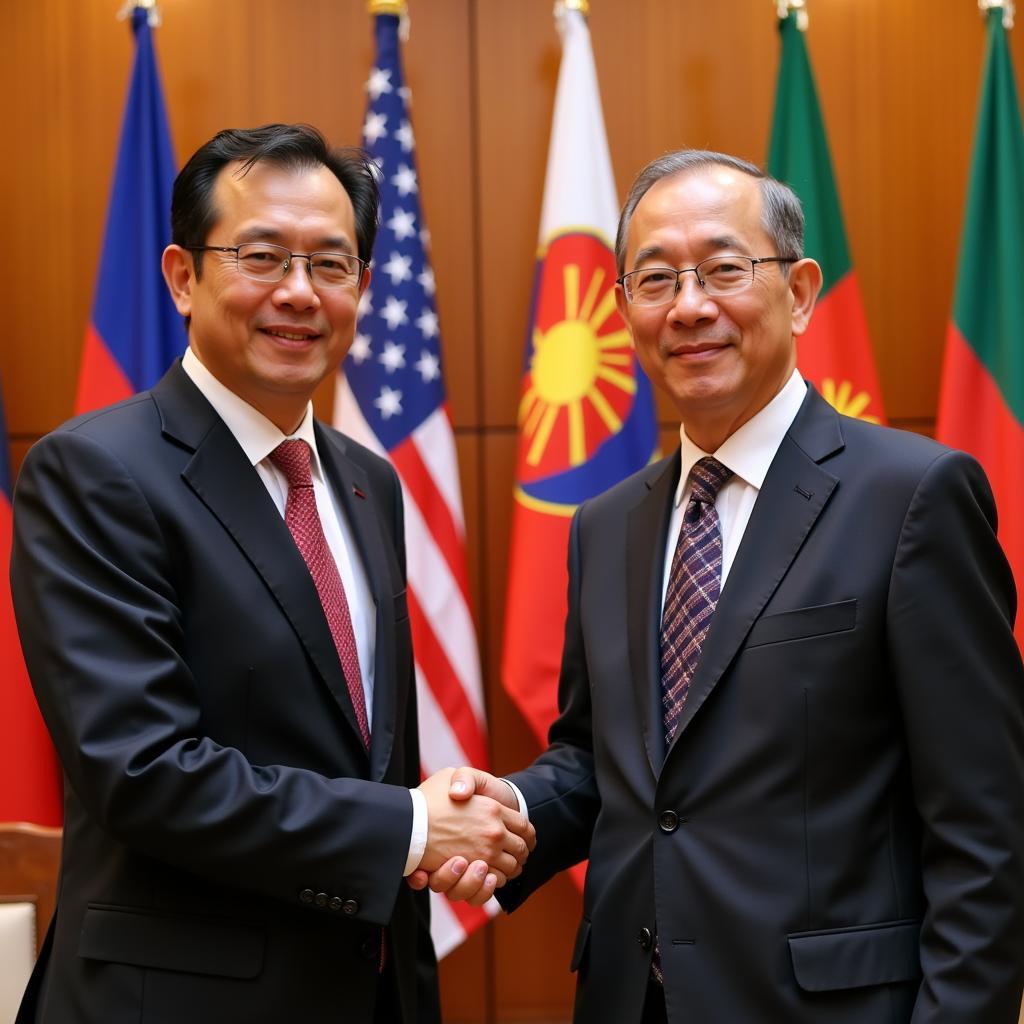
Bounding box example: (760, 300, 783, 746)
(10, 362, 440, 1024)
(500, 386, 1024, 1023)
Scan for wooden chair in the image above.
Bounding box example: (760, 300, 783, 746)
(0, 822, 61, 1021)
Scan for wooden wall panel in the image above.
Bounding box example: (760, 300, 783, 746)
(3, 2, 1024, 1023)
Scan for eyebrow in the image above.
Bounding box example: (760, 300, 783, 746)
(234, 225, 356, 253)
(631, 235, 747, 267)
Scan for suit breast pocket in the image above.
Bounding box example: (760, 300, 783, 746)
(745, 599, 857, 649)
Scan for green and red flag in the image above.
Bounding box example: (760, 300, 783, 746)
(767, 1, 886, 424)
(936, 3, 1024, 649)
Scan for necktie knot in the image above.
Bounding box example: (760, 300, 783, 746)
(270, 439, 313, 489)
(686, 457, 732, 521)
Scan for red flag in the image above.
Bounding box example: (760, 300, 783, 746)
(0, 382, 61, 825)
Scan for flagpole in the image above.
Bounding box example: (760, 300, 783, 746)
(775, 0, 809, 31)
(978, 0, 1015, 29)
(557, 0, 591, 15)
(117, 0, 161, 27)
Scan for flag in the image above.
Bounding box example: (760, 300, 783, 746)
(936, 4, 1024, 649)
(0, 381, 62, 825)
(767, 4, 886, 424)
(502, 5, 658, 756)
(75, 3, 182, 414)
(332, 8, 491, 958)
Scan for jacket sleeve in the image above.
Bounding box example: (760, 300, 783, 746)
(10, 427, 414, 925)
(887, 449, 1024, 1023)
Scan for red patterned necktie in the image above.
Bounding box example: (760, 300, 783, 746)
(652, 456, 732, 986)
(270, 440, 370, 748)
(660, 456, 733, 745)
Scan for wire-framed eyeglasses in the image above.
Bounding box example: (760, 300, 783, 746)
(617, 255, 796, 306)
(188, 242, 368, 289)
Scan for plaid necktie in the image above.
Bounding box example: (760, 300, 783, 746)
(652, 456, 733, 985)
(270, 440, 371, 748)
(660, 456, 733, 745)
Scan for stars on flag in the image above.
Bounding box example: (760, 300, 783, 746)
(415, 350, 441, 382)
(415, 309, 439, 339)
(387, 207, 417, 241)
(391, 164, 418, 197)
(363, 111, 388, 146)
(366, 66, 393, 100)
(417, 266, 435, 296)
(395, 120, 415, 153)
(381, 296, 410, 330)
(381, 252, 413, 285)
(350, 332, 372, 364)
(379, 341, 407, 373)
(374, 385, 403, 419)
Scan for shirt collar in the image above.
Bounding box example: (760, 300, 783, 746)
(181, 347, 323, 479)
(673, 368, 807, 507)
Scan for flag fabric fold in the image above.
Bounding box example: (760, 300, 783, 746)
(332, 10, 491, 958)
(0, 383, 62, 825)
(767, 9, 886, 424)
(501, 6, 658, 754)
(75, 4, 182, 415)
(936, 6, 1024, 648)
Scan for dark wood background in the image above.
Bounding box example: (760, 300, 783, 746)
(3, 2, 1023, 1021)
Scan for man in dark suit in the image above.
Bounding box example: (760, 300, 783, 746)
(10, 123, 532, 1024)
(416, 150, 1024, 1021)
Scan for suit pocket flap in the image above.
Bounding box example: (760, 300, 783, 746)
(746, 599, 857, 649)
(788, 919, 921, 992)
(570, 916, 591, 973)
(80, 904, 264, 979)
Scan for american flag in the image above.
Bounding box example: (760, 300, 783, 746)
(332, 9, 494, 958)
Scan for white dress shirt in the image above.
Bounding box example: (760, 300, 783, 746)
(181, 348, 426, 874)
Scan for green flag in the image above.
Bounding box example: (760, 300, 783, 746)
(936, 5, 1024, 649)
(767, 8, 885, 423)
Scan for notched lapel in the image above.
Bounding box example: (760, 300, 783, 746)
(182, 421, 370, 756)
(627, 455, 679, 777)
(316, 427, 398, 782)
(665, 390, 843, 754)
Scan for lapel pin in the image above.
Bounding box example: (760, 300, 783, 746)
(352, 486, 367, 500)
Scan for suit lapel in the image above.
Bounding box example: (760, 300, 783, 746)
(153, 364, 371, 758)
(665, 387, 844, 755)
(627, 454, 680, 778)
(315, 424, 398, 782)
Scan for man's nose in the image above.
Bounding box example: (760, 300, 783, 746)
(274, 257, 320, 308)
(667, 270, 717, 326)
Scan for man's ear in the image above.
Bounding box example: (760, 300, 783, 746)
(357, 266, 371, 297)
(162, 245, 194, 318)
(789, 257, 823, 337)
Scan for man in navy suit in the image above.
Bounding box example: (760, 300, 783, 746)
(11, 123, 533, 1024)
(418, 150, 1024, 1022)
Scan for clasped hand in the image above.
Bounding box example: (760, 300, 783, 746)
(412, 767, 532, 907)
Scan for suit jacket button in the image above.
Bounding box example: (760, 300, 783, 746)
(659, 810, 679, 833)
(314, 892, 329, 908)
(328, 896, 343, 912)
(637, 927, 653, 951)
(342, 898, 360, 916)
(299, 888, 315, 905)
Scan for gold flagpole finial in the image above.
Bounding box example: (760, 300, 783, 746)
(557, 0, 591, 16)
(978, 0, 1015, 29)
(117, 0, 160, 27)
(775, 0, 808, 31)
(367, 0, 407, 15)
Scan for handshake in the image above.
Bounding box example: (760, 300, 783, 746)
(411, 767, 535, 907)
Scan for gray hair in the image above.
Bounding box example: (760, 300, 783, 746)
(614, 149, 805, 275)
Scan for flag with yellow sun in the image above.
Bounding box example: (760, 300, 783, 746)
(502, 2, 658, 752)
(768, 2, 886, 425)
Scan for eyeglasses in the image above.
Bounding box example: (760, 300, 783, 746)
(188, 243, 368, 289)
(617, 256, 796, 306)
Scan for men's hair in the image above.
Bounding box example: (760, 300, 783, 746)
(171, 123, 380, 277)
(614, 149, 805, 275)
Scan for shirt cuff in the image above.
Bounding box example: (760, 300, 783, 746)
(405, 787, 428, 876)
(503, 779, 529, 820)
